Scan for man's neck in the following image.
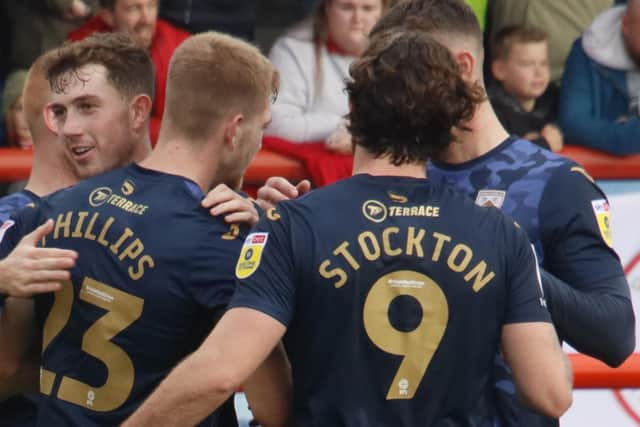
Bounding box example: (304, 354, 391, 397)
(436, 101, 510, 164)
(138, 138, 219, 194)
(352, 146, 427, 179)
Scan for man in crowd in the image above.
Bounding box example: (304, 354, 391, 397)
(559, 0, 640, 154)
(258, 0, 635, 426)
(123, 27, 572, 427)
(69, 0, 190, 144)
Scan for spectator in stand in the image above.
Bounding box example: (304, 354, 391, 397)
(68, 0, 190, 146)
(160, 0, 258, 40)
(265, 0, 391, 154)
(559, 1, 640, 155)
(0, 1, 96, 76)
(488, 0, 614, 83)
(489, 25, 563, 151)
(1, 71, 33, 150)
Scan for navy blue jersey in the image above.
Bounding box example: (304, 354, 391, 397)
(429, 137, 630, 427)
(230, 174, 550, 427)
(3, 164, 245, 426)
(0, 189, 40, 427)
(0, 189, 39, 223)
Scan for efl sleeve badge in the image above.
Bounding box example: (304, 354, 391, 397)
(235, 232, 270, 279)
(591, 199, 613, 247)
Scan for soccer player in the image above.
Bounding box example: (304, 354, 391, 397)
(0, 32, 270, 426)
(0, 52, 80, 300)
(123, 29, 573, 427)
(0, 50, 81, 427)
(257, 1, 635, 426)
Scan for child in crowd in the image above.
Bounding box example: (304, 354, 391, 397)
(489, 25, 563, 151)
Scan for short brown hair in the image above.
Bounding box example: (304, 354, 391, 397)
(370, 0, 483, 51)
(347, 30, 485, 164)
(491, 25, 548, 61)
(162, 32, 279, 140)
(44, 32, 155, 102)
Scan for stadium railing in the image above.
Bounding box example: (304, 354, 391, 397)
(0, 144, 639, 388)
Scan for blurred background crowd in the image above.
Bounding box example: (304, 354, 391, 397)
(0, 0, 637, 195)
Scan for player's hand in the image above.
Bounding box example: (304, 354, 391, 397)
(541, 124, 564, 152)
(256, 177, 311, 211)
(202, 184, 259, 226)
(0, 220, 77, 298)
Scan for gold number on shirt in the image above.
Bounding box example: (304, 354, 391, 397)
(363, 270, 449, 400)
(40, 277, 144, 412)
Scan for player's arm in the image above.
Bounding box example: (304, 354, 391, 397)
(256, 177, 311, 211)
(501, 223, 572, 418)
(0, 297, 40, 401)
(201, 183, 261, 226)
(501, 322, 572, 418)
(242, 342, 292, 427)
(540, 168, 635, 367)
(122, 308, 286, 427)
(0, 219, 77, 299)
(540, 269, 634, 367)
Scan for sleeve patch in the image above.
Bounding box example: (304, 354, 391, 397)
(235, 232, 270, 279)
(0, 220, 15, 243)
(591, 199, 613, 247)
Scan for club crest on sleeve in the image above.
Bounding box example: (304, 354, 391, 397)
(0, 220, 15, 243)
(591, 199, 613, 247)
(475, 190, 506, 209)
(236, 232, 269, 279)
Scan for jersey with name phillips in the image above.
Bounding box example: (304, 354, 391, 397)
(2, 164, 244, 427)
(230, 174, 550, 427)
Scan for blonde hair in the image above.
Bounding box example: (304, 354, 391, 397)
(163, 32, 279, 140)
(23, 51, 57, 141)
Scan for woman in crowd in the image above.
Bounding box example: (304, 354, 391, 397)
(2, 70, 32, 150)
(266, 0, 392, 153)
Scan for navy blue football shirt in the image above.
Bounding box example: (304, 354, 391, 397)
(230, 174, 550, 427)
(0, 189, 41, 427)
(1, 164, 245, 427)
(429, 137, 630, 427)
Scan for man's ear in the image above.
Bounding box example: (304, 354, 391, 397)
(130, 94, 152, 131)
(99, 8, 115, 27)
(223, 114, 244, 149)
(43, 104, 60, 135)
(455, 50, 477, 83)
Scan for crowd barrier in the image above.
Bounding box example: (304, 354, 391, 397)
(1, 145, 640, 390)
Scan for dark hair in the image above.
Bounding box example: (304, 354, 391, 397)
(346, 30, 484, 164)
(45, 32, 155, 102)
(491, 25, 548, 61)
(370, 0, 483, 49)
(98, 0, 116, 10)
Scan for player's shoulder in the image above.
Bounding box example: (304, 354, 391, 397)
(505, 137, 575, 171)
(0, 190, 40, 222)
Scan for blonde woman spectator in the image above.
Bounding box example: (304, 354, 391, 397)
(266, 0, 391, 153)
(2, 70, 32, 150)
